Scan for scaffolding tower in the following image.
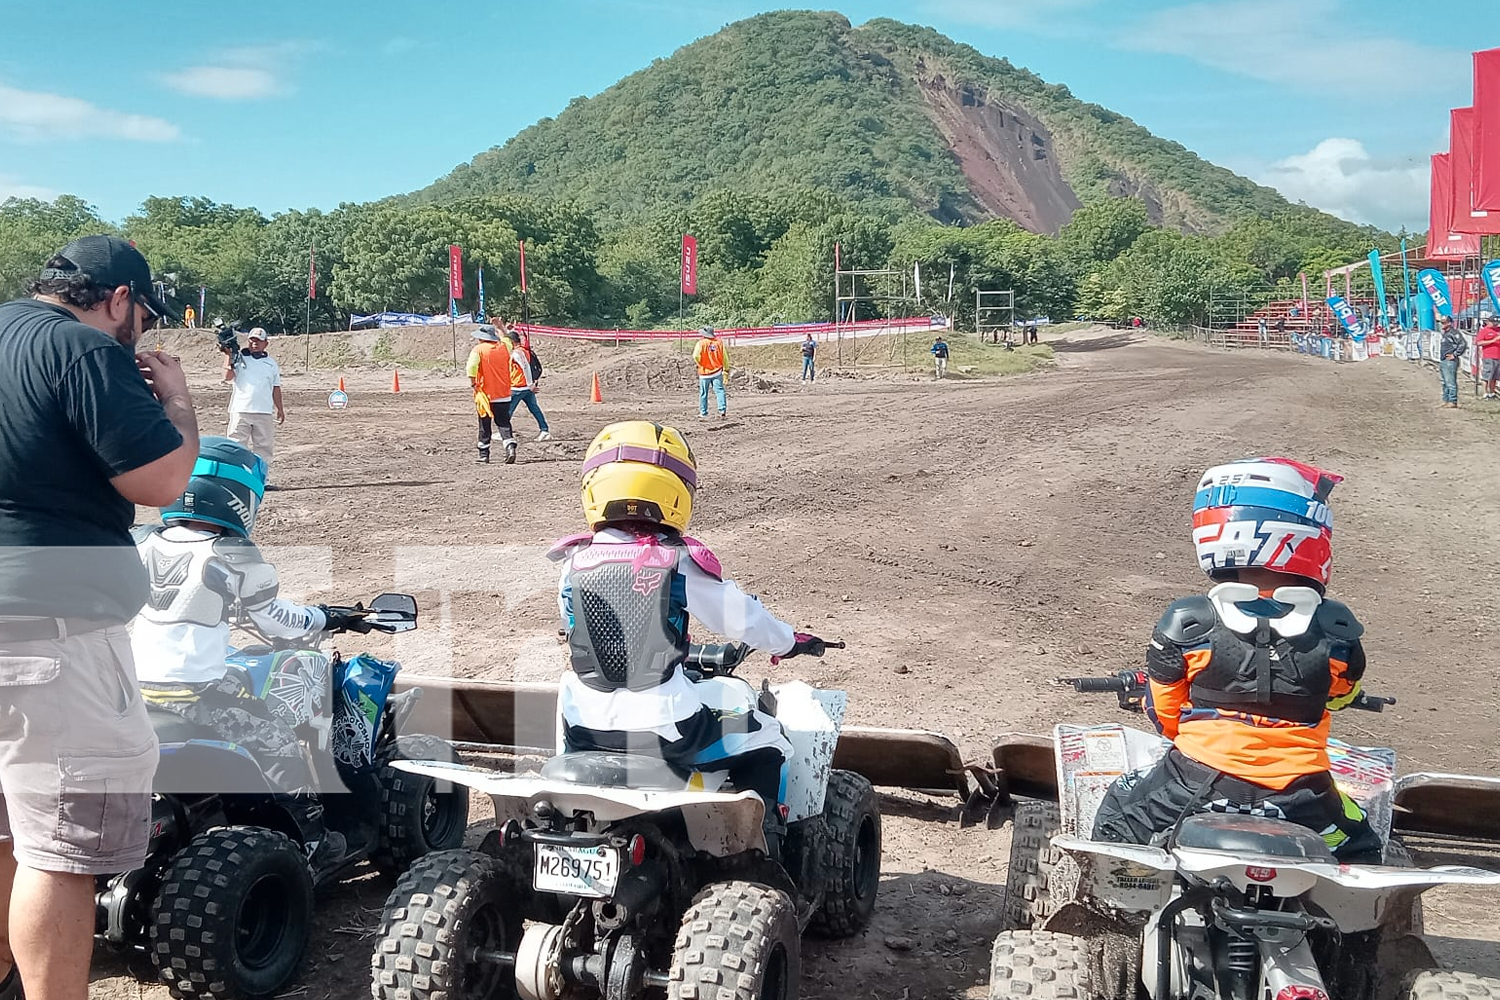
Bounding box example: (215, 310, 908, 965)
(975, 289, 1015, 344)
(833, 266, 920, 372)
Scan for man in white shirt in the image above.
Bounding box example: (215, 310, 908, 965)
(222, 328, 285, 471)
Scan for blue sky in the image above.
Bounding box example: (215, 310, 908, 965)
(0, 0, 1491, 231)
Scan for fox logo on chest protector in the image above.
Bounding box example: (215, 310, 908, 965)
(632, 569, 667, 597)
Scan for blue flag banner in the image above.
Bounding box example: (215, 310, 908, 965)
(1418, 268, 1454, 318)
(1368, 251, 1388, 331)
(1482, 260, 1500, 315)
(478, 267, 486, 321)
(1326, 295, 1367, 341)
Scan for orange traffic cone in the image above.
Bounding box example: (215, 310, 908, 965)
(338, 376, 345, 391)
(590, 372, 603, 404)
(391, 369, 401, 393)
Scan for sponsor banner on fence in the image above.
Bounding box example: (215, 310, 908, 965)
(514, 315, 951, 345)
(351, 311, 475, 329)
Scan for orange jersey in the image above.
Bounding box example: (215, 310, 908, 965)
(693, 338, 726, 375)
(466, 342, 512, 400)
(1144, 594, 1364, 791)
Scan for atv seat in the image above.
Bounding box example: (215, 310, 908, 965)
(540, 752, 692, 791)
(147, 705, 210, 746)
(1177, 814, 1336, 862)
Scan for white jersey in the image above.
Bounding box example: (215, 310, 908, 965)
(227, 354, 281, 415)
(554, 527, 795, 747)
(131, 525, 326, 685)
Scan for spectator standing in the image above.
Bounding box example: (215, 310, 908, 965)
(801, 333, 816, 382)
(183, 304, 195, 329)
(931, 335, 950, 378)
(1439, 318, 1466, 409)
(1258, 316, 1269, 346)
(692, 327, 728, 418)
(467, 325, 516, 463)
(1275, 317, 1287, 341)
(1475, 318, 1500, 399)
(506, 326, 551, 440)
(223, 328, 284, 473)
(0, 236, 198, 1000)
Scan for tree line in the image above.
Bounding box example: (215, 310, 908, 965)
(0, 190, 1402, 335)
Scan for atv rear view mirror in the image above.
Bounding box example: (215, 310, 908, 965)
(372, 593, 418, 616)
(369, 593, 418, 632)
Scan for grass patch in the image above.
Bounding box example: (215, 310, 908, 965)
(944, 340, 1054, 376)
(681, 333, 1055, 378)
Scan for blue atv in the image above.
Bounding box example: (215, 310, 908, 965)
(93, 593, 469, 1000)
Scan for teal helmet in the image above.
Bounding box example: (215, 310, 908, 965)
(160, 437, 268, 538)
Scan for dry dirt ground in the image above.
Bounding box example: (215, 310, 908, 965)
(90, 327, 1500, 999)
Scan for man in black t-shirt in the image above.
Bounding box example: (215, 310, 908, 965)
(0, 236, 198, 1000)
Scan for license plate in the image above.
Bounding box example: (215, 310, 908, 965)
(533, 843, 620, 898)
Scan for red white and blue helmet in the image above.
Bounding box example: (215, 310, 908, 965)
(1192, 457, 1341, 588)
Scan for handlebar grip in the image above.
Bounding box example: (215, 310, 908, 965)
(1071, 676, 1128, 694)
(1349, 693, 1395, 713)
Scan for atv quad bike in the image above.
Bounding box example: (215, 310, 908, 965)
(986, 672, 1500, 1000)
(92, 593, 469, 1000)
(370, 641, 880, 1000)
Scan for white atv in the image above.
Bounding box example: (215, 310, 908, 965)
(989, 671, 1500, 1000)
(370, 641, 880, 1000)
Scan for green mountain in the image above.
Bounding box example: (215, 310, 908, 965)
(410, 10, 1313, 235)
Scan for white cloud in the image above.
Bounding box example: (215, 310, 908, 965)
(1256, 138, 1427, 230)
(0, 83, 180, 141)
(1124, 0, 1467, 96)
(161, 40, 312, 100)
(0, 175, 59, 202)
(922, 0, 1102, 30)
(161, 66, 279, 100)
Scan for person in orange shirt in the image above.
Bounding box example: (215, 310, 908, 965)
(1091, 457, 1381, 861)
(691, 327, 728, 418)
(465, 325, 516, 464)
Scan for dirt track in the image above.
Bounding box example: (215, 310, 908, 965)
(90, 328, 1500, 998)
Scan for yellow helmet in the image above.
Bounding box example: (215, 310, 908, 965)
(581, 421, 697, 532)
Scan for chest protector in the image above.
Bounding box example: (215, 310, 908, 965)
(564, 535, 690, 694)
(1153, 592, 1363, 727)
(134, 527, 277, 628)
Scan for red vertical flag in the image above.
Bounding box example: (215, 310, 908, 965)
(1450, 107, 1500, 233)
(1429, 154, 1482, 259)
(834, 241, 842, 272)
(449, 244, 463, 300)
(680, 234, 698, 296)
(1474, 49, 1500, 211)
(308, 243, 317, 300)
(518, 240, 528, 294)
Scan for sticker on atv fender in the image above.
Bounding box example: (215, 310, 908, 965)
(534, 843, 620, 898)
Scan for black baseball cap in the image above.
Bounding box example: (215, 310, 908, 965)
(40, 235, 182, 322)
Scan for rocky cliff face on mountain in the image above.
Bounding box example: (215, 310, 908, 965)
(407, 11, 1303, 236)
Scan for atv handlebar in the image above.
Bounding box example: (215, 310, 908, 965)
(683, 639, 846, 679)
(1058, 672, 1396, 714)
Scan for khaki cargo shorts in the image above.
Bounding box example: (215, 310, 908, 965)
(0, 625, 159, 874)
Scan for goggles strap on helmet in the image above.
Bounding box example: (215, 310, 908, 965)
(581, 444, 698, 488)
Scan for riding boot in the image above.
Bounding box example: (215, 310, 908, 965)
(284, 792, 349, 876)
(762, 806, 788, 865)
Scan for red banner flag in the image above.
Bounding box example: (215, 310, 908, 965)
(680, 234, 698, 296)
(1451, 108, 1500, 234)
(449, 244, 463, 300)
(1429, 154, 1482, 260)
(1475, 49, 1500, 211)
(519, 240, 527, 294)
(308, 243, 317, 300)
